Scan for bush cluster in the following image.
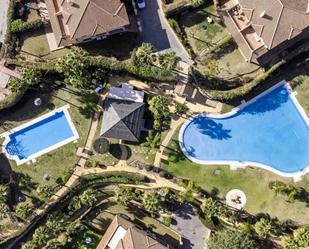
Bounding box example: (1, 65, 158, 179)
(10, 19, 43, 33)
(163, 0, 205, 16)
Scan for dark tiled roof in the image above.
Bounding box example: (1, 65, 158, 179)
(100, 98, 145, 142)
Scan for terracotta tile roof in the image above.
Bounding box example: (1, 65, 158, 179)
(46, 0, 131, 47)
(96, 216, 169, 249)
(238, 0, 309, 49)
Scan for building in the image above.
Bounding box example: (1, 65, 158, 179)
(100, 83, 145, 142)
(96, 216, 170, 249)
(222, 0, 309, 65)
(45, 0, 137, 48)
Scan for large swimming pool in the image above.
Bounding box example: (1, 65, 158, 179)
(179, 81, 309, 178)
(1, 105, 79, 165)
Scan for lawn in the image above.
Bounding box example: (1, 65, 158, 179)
(20, 29, 51, 57)
(292, 75, 309, 115)
(180, 4, 228, 55)
(86, 200, 181, 246)
(216, 49, 260, 78)
(162, 131, 309, 225)
(67, 228, 101, 249)
(0, 87, 92, 196)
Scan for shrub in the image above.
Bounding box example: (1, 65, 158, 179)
(208, 229, 255, 249)
(92, 137, 110, 154)
(16, 202, 33, 221)
(10, 19, 44, 33)
(175, 102, 188, 115)
(144, 164, 154, 171)
(36, 184, 53, 201)
(163, 215, 172, 227)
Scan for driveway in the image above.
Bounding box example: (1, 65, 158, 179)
(0, 0, 9, 43)
(137, 0, 193, 64)
(170, 204, 210, 249)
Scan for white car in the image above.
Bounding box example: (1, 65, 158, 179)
(137, 0, 146, 9)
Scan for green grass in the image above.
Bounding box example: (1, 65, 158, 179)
(181, 4, 228, 54)
(87, 201, 180, 245)
(216, 49, 260, 77)
(162, 131, 309, 225)
(20, 29, 51, 57)
(292, 75, 309, 115)
(67, 228, 101, 249)
(0, 87, 91, 195)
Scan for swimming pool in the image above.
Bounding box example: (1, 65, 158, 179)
(179, 81, 309, 179)
(1, 105, 79, 165)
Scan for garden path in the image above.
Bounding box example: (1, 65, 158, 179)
(154, 116, 186, 167)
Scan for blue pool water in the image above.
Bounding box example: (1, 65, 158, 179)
(6, 111, 75, 160)
(181, 84, 309, 173)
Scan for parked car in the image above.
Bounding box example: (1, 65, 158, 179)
(137, 0, 146, 9)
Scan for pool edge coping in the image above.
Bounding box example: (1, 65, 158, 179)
(1, 105, 80, 166)
(178, 80, 309, 181)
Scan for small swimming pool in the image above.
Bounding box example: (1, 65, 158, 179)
(1, 105, 79, 165)
(179, 81, 309, 178)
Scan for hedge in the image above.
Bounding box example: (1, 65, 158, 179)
(8, 55, 178, 83)
(10, 19, 44, 33)
(89, 56, 178, 82)
(163, 0, 209, 17)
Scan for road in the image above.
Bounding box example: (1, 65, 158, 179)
(137, 0, 193, 64)
(0, 0, 9, 43)
(171, 204, 210, 249)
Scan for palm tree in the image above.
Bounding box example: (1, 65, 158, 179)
(269, 181, 285, 195)
(80, 189, 97, 207)
(32, 226, 50, 246)
(16, 203, 33, 221)
(21, 241, 37, 249)
(142, 191, 162, 216)
(254, 218, 273, 239)
(115, 187, 134, 205)
(68, 196, 82, 212)
(200, 197, 223, 219)
(133, 43, 155, 66)
(158, 51, 179, 71)
(36, 184, 53, 201)
(148, 96, 171, 129)
(283, 228, 309, 249)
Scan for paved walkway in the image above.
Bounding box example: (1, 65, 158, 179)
(138, 0, 193, 64)
(0, 0, 9, 43)
(154, 116, 186, 167)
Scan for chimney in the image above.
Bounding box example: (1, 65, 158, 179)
(260, 11, 266, 18)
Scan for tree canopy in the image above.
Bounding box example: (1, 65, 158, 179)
(142, 191, 162, 216)
(56, 47, 91, 88)
(148, 96, 171, 129)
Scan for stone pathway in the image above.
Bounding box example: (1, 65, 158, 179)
(154, 116, 186, 167)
